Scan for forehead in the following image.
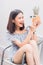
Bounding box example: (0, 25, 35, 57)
(16, 13, 24, 17)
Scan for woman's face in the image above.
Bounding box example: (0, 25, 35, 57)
(13, 13, 24, 28)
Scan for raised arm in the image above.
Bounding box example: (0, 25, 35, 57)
(12, 16, 41, 47)
(12, 29, 34, 48)
(31, 32, 38, 42)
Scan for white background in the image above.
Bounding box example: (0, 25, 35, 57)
(0, 0, 43, 40)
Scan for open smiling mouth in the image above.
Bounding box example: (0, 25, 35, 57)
(20, 23, 24, 25)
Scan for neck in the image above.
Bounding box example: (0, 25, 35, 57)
(15, 26, 21, 31)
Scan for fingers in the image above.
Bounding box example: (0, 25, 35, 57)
(30, 26, 36, 32)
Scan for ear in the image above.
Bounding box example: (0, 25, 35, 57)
(12, 20, 15, 23)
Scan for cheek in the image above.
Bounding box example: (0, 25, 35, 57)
(16, 20, 20, 25)
(15, 22, 19, 25)
(15, 20, 20, 26)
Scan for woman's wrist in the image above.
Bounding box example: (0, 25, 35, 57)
(30, 28, 34, 34)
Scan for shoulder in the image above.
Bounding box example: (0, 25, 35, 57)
(6, 31, 15, 40)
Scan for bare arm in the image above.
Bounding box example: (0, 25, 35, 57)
(12, 29, 33, 48)
(12, 16, 41, 47)
(31, 32, 38, 43)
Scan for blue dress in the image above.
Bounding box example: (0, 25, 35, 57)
(7, 26, 30, 61)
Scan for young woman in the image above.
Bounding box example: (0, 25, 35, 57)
(7, 9, 40, 65)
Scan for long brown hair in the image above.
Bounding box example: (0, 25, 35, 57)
(7, 9, 25, 34)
